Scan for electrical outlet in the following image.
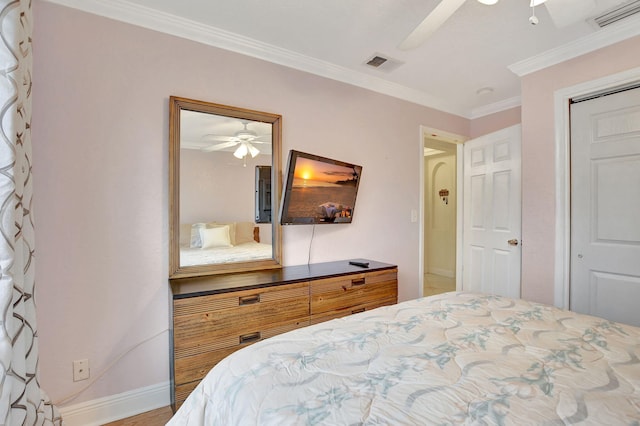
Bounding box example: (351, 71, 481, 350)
(73, 359, 90, 382)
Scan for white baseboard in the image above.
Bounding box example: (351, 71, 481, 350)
(427, 268, 455, 278)
(59, 381, 171, 426)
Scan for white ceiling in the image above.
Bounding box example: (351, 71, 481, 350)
(180, 111, 272, 155)
(47, 0, 640, 118)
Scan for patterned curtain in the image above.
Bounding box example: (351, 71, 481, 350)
(0, 0, 61, 424)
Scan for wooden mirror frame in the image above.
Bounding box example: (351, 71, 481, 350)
(169, 96, 282, 278)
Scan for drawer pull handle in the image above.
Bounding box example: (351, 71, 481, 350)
(352, 308, 365, 314)
(351, 278, 366, 286)
(239, 331, 261, 344)
(239, 295, 260, 305)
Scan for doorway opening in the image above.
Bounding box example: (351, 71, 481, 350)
(419, 127, 465, 297)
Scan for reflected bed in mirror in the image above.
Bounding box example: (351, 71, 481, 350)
(169, 96, 282, 278)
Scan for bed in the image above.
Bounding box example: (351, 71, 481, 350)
(167, 292, 640, 425)
(179, 221, 272, 266)
(180, 241, 272, 266)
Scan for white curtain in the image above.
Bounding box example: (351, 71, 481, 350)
(0, 0, 61, 424)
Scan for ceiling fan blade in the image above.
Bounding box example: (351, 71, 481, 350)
(201, 141, 238, 152)
(398, 0, 467, 50)
(202, 135, 236, 142)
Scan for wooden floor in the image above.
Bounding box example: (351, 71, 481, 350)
(102, 406, 173, 426)
(423, 273, 456, 297)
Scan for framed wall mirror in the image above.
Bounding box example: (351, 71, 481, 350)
(169, 96, 282, 278)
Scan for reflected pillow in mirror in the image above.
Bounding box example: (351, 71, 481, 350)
(209, 222, 236, 246)
(235, 221, 256, 244)
(200, 225, 232, 249)
(190, 223, 207, 248)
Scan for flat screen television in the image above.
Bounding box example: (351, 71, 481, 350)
(279, 150, 362, 225)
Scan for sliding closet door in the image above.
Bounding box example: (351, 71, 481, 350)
(570, 86, 640, 326)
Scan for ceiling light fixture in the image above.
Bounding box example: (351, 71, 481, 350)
(476, 86, 494, 95)
(529, 0, 543, 25)
(233, 143, 248, 159)
(247, 144, 260, 158)
(477, 0, 499, 5)
(233, 142, 260, 160)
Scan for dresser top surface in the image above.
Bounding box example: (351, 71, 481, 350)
(170, 259, 397, 299)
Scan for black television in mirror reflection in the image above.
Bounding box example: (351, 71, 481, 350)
(279, 150, 362, 225)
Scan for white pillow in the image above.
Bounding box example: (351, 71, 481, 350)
(210, 222, 236, 245)
(200, 225, 232, 249)
(190, 223, 207, 248)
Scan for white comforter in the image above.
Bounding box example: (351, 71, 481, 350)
(179, 241, 272, 266)
(168, 292, 640, 425)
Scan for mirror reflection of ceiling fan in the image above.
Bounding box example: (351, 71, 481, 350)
(398, 0, 615, 50)
(201, 121, 271, 159)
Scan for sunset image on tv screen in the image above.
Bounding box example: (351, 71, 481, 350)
(287, 157, 361, 223)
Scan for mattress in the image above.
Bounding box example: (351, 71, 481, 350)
(179, 241, 272, 266)
(168, 292, 640, 425)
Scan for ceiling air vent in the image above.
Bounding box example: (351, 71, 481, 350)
(366, 56, 388, 68)
(363, 53, 404, 73)
(591, 0, 640, 28)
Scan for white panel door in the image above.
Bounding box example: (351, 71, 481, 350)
(463, 125, 521, 297)
(570, 86, 640, 326)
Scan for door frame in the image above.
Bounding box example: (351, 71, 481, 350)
(418, 126, 466, 297)
(553, 65, 640, 309)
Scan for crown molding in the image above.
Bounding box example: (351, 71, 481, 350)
(469, 96, 521, 119)
(509, 13, 640, 77)
(42, 0, 470, 117)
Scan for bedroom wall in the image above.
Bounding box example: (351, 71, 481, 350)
(180, 150, 272, 244)
(32, 1, 469, 406)
(469, 106, 521, 138)
(180, 149, 269, 223)
(520, 35, 640, 304)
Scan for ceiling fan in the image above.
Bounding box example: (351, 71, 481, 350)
(398, 0, 549, 50)
(201, 121, 271, 159)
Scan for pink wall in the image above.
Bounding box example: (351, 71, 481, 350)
(520, 35, 640, 304)
(470, 107, 521, 139)
(180, 150, 273, 243)
(180, 149, 269, 224)
(32, 1, 469, 405)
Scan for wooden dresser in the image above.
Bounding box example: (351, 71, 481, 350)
(169, 259, 398, 409)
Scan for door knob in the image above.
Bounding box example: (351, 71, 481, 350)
(507, 239, 519, 246)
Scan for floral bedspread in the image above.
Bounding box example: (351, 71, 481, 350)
(168, 292, 640, 425)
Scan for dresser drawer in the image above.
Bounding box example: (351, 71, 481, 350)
(310, 269, 397, 316)
(310, 297, 396, 324)
(175, 381, 199, 410)
(173, 282, 309, 359)
(174, 318, 310, 386)
(170, 261, 399, 411)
